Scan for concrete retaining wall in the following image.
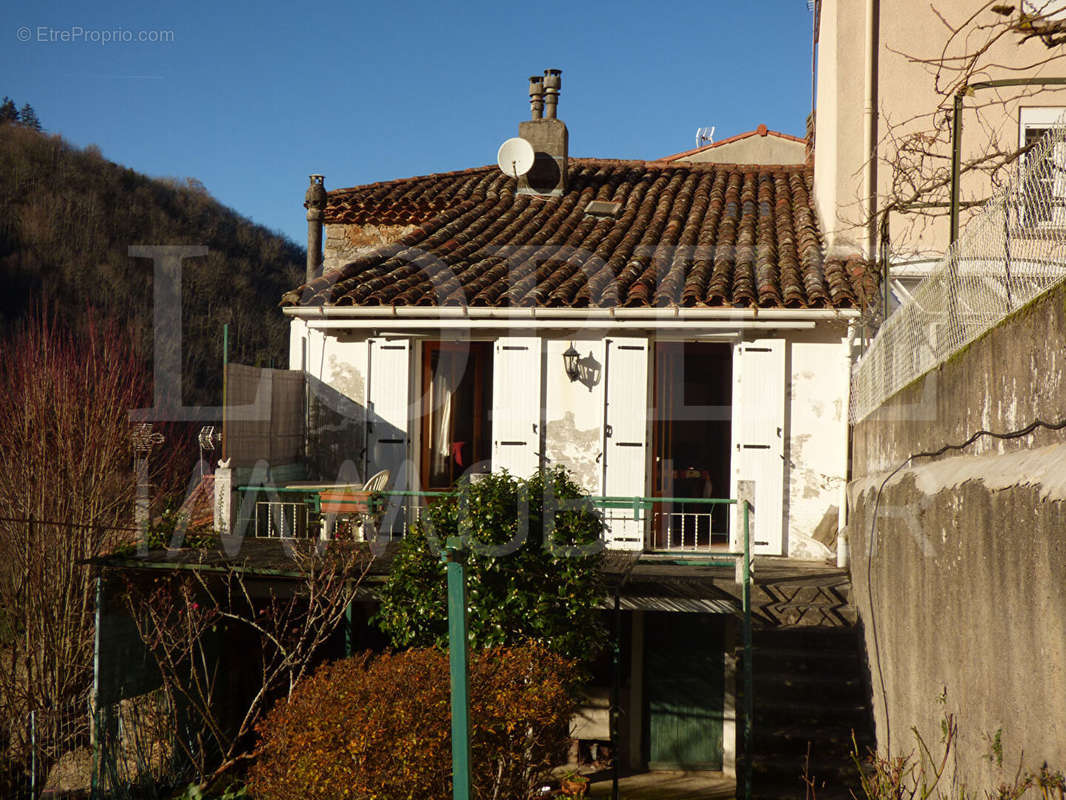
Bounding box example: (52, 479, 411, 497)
(849, 280, 1066, 788)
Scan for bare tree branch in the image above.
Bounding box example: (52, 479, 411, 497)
(123, 540, 372, 787)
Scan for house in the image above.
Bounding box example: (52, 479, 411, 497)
(281, 72, 870, 563)
(253, 69, 877, 778)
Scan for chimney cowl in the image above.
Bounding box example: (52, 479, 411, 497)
(305, 174, 326, 220)
(542, 68, 561, 119)
(528, 76, 544, 120)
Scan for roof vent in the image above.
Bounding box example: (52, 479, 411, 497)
(584, 200, 622, 218)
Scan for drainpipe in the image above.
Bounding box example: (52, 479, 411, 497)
(837, 322, 856, 569)
(863, 0, 880, 264)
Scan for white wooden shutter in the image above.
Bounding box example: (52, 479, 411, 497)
(731, 339, 786, 555)
(492, 337, 542, 479)
(366, 338, 410, 483)
(602, 338, 648, 550)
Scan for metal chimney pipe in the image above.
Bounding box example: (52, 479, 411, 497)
(543, 69, 561, 120)
(528, 76, 544, 120)
(304, 174, 326, 282)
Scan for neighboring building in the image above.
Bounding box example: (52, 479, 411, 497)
(656, 124, 807, 167)
(813, 0, 1066, 308)
(835, 0, 1066, 789)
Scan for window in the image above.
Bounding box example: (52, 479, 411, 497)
(1022, 0, 1066, 21)
(419, 341, 492, 491)
(651, 341, 732, 548)
(1019, 107, 1066, 227)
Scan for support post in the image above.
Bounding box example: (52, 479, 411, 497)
(443, 538, 472, 800)
(950, 92, 964, 245)
(611, 589, 621, 800)
(91, 573, 103, 798)
(742, 500, 753, 800)
(221, 323, 229, 462)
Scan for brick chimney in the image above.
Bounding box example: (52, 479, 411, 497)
(518, 69, 568, 197)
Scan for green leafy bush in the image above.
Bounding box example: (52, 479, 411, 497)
(375, 468, 607, 663)
(248, 644, 578, 800)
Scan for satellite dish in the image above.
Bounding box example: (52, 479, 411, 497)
(497, 137, 535, 178)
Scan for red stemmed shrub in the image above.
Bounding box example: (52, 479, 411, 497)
(249, 644, 577, 800)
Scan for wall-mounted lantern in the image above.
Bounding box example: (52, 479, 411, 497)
(562, 342, 581, 382)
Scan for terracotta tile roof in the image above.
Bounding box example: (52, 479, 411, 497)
(284, 158, 870, 310)
(177, 474, 215, 529)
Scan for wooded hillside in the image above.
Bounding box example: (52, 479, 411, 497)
(0, 123, 304, 406)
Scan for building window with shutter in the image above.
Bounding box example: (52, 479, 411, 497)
(419, 341, 493, 491)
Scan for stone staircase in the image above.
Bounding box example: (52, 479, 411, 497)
(738, 568, 875, 800)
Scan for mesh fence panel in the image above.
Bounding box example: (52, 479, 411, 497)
(1, 699, 92, 799)
(851, 119, 1066, 422)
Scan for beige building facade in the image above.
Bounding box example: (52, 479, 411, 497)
(814, 0, 1066, 305)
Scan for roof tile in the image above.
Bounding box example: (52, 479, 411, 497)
(282, 159, 873, 310)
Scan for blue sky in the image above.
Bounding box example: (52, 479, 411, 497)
(2, 0, 816, 246)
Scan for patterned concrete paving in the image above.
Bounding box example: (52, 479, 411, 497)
(586, 770, 735, 799)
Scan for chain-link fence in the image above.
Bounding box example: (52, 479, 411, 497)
(851, 120, 1066, 422)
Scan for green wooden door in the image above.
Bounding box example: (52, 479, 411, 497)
(645, 612, 725, 769)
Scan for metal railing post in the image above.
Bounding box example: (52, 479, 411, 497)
(30, 708, 36, 799)
(442, 537, 472, 800)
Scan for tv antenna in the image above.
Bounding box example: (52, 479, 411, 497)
(696, 126, 716, 148)
(496, 137, 535, 178)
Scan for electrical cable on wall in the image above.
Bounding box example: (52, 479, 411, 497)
(863, 414, 1066, 755)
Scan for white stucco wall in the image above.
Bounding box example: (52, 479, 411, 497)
(286, 321, 852, 558)
(289, 319, 368, 407)
(784, 328, 851, 559)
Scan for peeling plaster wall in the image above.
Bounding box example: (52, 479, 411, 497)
(289, 320, 368, 482)
(849, 281, 1066, 785)
(543, 338, 606, 495)
(786, 329, 850, 559)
